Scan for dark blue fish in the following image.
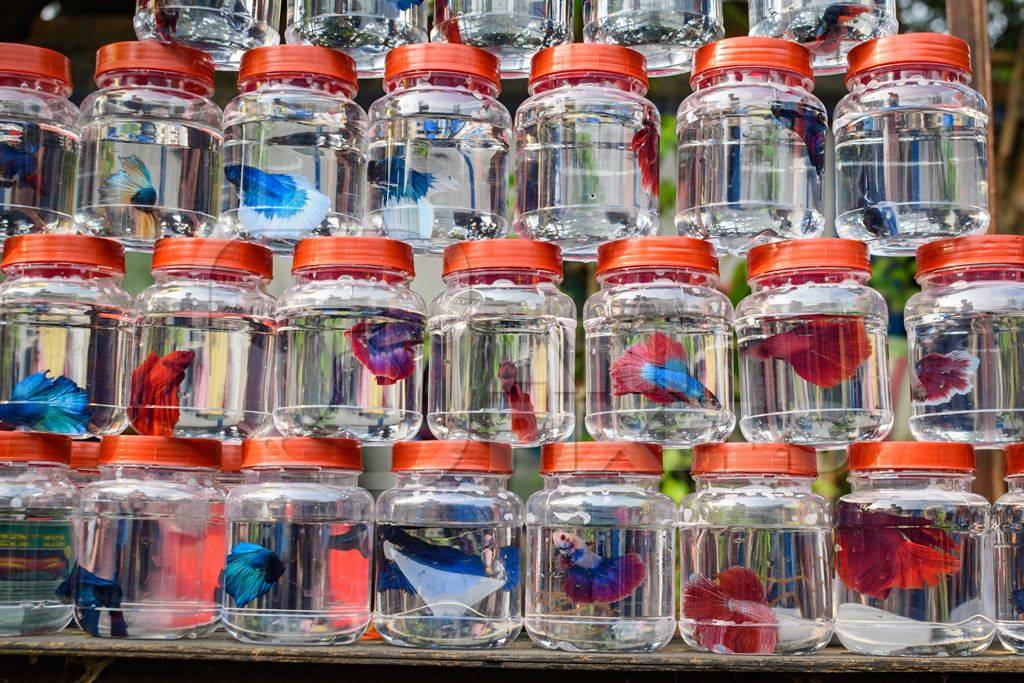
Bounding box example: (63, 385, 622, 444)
(224, 542, 286, 608)
(57, 563, 127, 637)
(388, 0, 426, 10)
(0, 371, 91, 435)
(224, 164, 330, 239)
(0, 140, 38, 184)
(1014, 587, 1024, 615)
(790, 4, 873, 43)
(328, 525, 370, 559)
(423, 119, 466, 140)
(857, 171, 899, 237)
(771, 102, 826, 176)
(368, 157, 455, 204)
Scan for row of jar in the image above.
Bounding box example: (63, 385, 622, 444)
(0, 31, 988, 260)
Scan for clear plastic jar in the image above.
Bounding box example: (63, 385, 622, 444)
(75, 42, 222, 251)
(514, 45, 660, 261)
(428, 241, 575, 446)
(374, 441, 522, 648)
(676, 38, 825, 256)
(834, 442, 994, 656)
(994, 445, 1024, 653)
(905, 237, 1024, 447)
(275, 237, 424, 442)
(221, 46, 367, 255)
(69, 441, 101, 487)
(0, 44, 78, 238)
(584, 237, 734, 446)
(368, 45, 511, 254)
(223, 437, 373, 644)
(679, 443, 832, 655)
(526, 442, 675, 652)
(76, 435, 221, 639)
(736, 239, 892, 449)
(0, 235, 133, 438)
(834, 34, 989, 256)
(0, 433, 77, 636)
(134, 0, 282, 71)
(132, 239, 275, 440)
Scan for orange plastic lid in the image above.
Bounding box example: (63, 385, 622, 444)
(747, 238, 870, 279)
(292, 236, 414, 275)
(99, 435, 221, 469)
(596, 236, 719, 277)
(0, 432, 70, 465)
(848, 441, 975, 473)
(692, 443, 817, 477)
(442, 240, 562, 277)
(70, 440, 101, 471)
(692, 37, 813, 84)
(391, 441, 512, 474)
(152, 238, 274, 278)
(2, 234, 126, 273)
(847, 33, 971, 83)
(530, 44, 647, 88)
(385, 44, 500, 88)
(915, 235, 1024, 277)
(95, 41, 214, 86)
(541, 442, 663, 475)
(0, 43, 72, 88)
(220, 443, 242, 474)
(242, 437, 362, 471)
(239, 45, 357, 92)
(1006, 445, 1024, 477)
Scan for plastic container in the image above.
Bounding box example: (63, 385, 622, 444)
(525, 442, 675, 652)
(514, 45, 660, 261)
(427, 241, 575, 446)
(223, 437, 373, 644)
(374, 441, 523, 649)
(834, 441, 994, 657)
(367, 44, 511, 254)
(221, 46, 367, 254)
(75, 435, 221, 639)
(676, 37, 826, 256)
(75, 42, 222, 250)
(995, 445, 1024, 653)
(69, 441, 102, 487)
(0, 235, 133, 438)
(275, 236, 424, 442)
(132, 238, 275, 440)
(679, 442, 832, 655)
(584, 236, 734, 446)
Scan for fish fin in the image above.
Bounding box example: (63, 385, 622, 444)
(610, 333, 688, 403)
(913, 351, 980, 405)
(748, 317, 872, 388)
(631, 119, 660, 196)
(239, 173, 330, 240)
(1013, 588, 1024, 615)
(378, 194, 435, 241)
(714, 566, 767, 602)
(376, 559, 415, 593)
(4, 371, 90, 434)
(100, 155, 154, 205)
(888, 536, 961, 592)
(499, 546, 520, 591)
(344, 320, 422, 385)
(590, 552, 646, 603)
(328, 526, 369, 558)
(498, 361, 537, 442)
(224, 543, 283, 608)
(128, 351, 194, 437)
(682, 573, 734, 622)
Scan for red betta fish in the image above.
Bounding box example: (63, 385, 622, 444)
(743, 316, 872, 389)
(683, 567, 778, 655)
(344, 313, 424, 386)
(498, 361, 537, 443)
(631, 110, 660, 196)
(611, 332, 720, 407)
(129, 350, 195, 437)
(433, 0, 463, 43)
(552, 531, 646, 604)
(911, 350, 980, 406)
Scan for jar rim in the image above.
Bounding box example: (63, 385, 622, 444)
(747, 238, 870, 280)
(292, 236, 414, 276)
(95, 41, 214, 88)
(384, 44, 501, 90)
(442, 240, 563, 278)
(239, 45, 357, 93)
(915, 235, 1024, 278)
(692, 37, 813, 86)
(846, 33, 971, 85)
(242, 437, 362, 471)
(596, 237, 719, 277)
(71, 440, 101, 471)
(220, 442, 242, 474)
(99, 435, 220, 469)
(0, 432, 70, 465)
(541, 442, 662, 475)
(392, 441, 512, 474)
(152, 238, 273, 279)
(0, 43, 72, 89)
(692, 443, 817, 477)
(2, 234, 126, 274)
(1004, 444, 1024, 477)
(848, 441, 975, 473)
(529, 44, 647, 91)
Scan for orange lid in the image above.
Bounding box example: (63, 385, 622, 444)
(541, 442, 663, 475)
(747, 238, 870, 279)
(596, 236, 719, 277)
(692, 37, 813, 84)
(847, 33, 971, 84)
(0, 432, 70, 465)
(385, 44, 501, 88)
(847, 441, 975, 473)
(915, 235, 1024, 278)
(99, 435, 220, 469)
(530, 44, 647, 89)
(0, 43, 72, 89)
(239, 45, 357, 92)
(2, 234, 125, 274)
(95, 41, 214, 87)
(151, 238, 274, 278)
(692, 443, 817, 477)
(242, 437, 362, 471)
(1006, 445, 1024, 477)
(220, 443, 242, 473)
(70, 440, 101, 471)
(442, 240, 562, 277)
(292, 236, 414, 275)
(391, 441, 512, 474)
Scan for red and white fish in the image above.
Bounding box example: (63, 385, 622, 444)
(682, 567, 778, 655)
(498, 361, 537, 443)
(910, 350, 980, 406)
(743, 316, 872, 389)
(610, 332, 720, 407)
(552, 531, 646, 604)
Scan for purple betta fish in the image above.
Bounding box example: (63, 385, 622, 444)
(344, 310, 425, 386)
(552, 531, 646, 604)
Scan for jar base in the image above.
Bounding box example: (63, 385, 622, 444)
(0, 206, 73, 236)
(740, 409, 893, 451)
(515, 206, 659, 262)
(431, 21, 569, 79)
(909, 410, 1024, 449)
(836, 205, 989, 257)
(274, 407, 422, 443)
(582, 9, 724, 77)
(369, 208, 507, 255)
(374, 614, 522, 649)
(146, 408, 271, 442)
(525, 614, 675, 653)
(586, 408, 735, 448)
(427, 410, 575, 447)
(836, 609, 994, 657)
(134, 4, 280, 70)
(997, 621, 1024, 654)
(675, 204, 823, 257)
(76, 206, 218, 253)
(679, 617, 832, 656)
(0, 603, 73, 636)
(223, 608, 369, 645)
(75, 604, 219, 640)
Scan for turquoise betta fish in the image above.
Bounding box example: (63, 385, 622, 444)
(224, 542, 286, 608)
(0, 371, 91, 435)
(224, 164, 330, 240)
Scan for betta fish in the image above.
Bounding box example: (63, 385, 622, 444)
(743, 316, 872, 389)
(100, 155, 158, 236)
(498, 361, 537, 443)
(610, 332, 720, 408)
(770, 102, 826, 176)
(552, 530, 645, 604)
(856, 171, 899, 238)
(0, 134, 40, 193)
(631, 110, 660, 196)
(224, 164, 330, 240)
(368, 157, 458, 240)
(795, 4, 874, 43)
(911, 350, 980, 406)
(388, 0, 426, 10)
(1014, 587, 1024, 616)
(224, 542, 287, 608)
(329, 525, 371, 559)
(432, 0, 464, 44)
(56, 563, 127, 637)
(129, 351, 195, 437)
(682, 567, 778, 655)
(0, 371, 91, 435)
(344, 311, 424, 386)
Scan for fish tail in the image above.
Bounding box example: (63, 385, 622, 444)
(499, 362, 537, 442)
(610, 333, 688, 402)
(683, 573, 735, 622)
(7, 371, 90, 435)
(100, 155, 153, 205)
(589, 552, 646, 603)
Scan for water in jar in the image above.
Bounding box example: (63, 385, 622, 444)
(0, 121, 78, 237)
(994, 493, 1024, 653)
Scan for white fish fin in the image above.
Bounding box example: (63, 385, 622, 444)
(379, 195, 434, 241)
(239, 176, 330, 240)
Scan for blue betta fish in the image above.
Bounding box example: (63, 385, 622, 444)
(610, 332, 721, 409)
(56, 563, 127, 637)
(368, 157, 458, 239)
(224, 542, 287, 608)
(770, 102, 827, 176)
(0, 133, 41, 194)
(0, 371, 91, 435)
(224, 164, 331, 240)
(388, 0, 426, 10)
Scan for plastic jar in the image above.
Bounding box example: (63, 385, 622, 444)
(428, 241, 575, 446)
(367, 44, 511, 254)
(374, 441, 523, 648)
(525, 442, 675, 652)
(75, 42, 221, 250)
(834, 441, 994, 657)
(514, 45, 660, 261)
(76, 435, 221, 639)
(69, 441, 101, 487)
(584, 236, 734, 446)
(0, 44, 78, 238)
(223, 437, 373, 644)
(994, 445, 1024, 653)
(221, 46, 367, 254)
(676, 37, 826, 256)
(679, 443, 831, 655)
(0, 433, 77, 636)
(0, 235, 133, 438)
(132, 238, 275, 440)
(905, 236, 1024, 447)
(834, 34, 989, 256)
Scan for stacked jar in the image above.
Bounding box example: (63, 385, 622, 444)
(994, 444, 1024, 654)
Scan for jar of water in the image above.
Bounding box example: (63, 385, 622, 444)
(132, 238, 275, 440)
(994, 444, 1024, 654)
(275, 236, 424, 442)
(374, 440, 522, 648)
(0, 234, 133, 438)
(676, 37, 825, 256)
(834, 441, 993, 656)
(368, 44, 511, 254)
(514, 44, 660, 261)
(584, 236, 734, 446)
(736, 238, 892, 449)
(221, 45, 367, 254)
(69, 441, 102, 487)
(679, 442, 832, 655)
(223, 436, 372, 644)
(76, 42, 221, 250)
(428, 240, 575, 446)
(834, 33, 989, 255)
